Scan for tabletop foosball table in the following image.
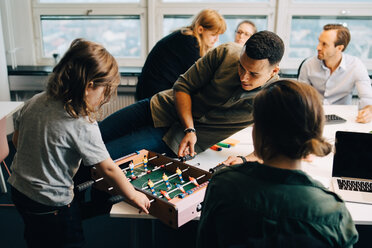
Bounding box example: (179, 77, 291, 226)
(77, 149, 212, 229)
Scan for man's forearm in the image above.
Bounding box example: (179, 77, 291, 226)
(174, 90, 194, 129)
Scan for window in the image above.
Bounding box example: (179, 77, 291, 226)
(163, 15, 267, 45)
(3, 0, 372, 70)
(163, 0, 269, 2)
(154, 0, 275, 54)
(294, 0, 371, 2)
(31, 0, 275, 66)
(289, 16, 372, 60)
(276, 0, 372, 70)
(31, 0, 146, 66)
(39, 0, 139, 2)
(41, 15, 141, 59)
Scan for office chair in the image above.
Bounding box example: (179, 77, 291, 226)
(0, 117, 9, 193)
(297, 57, 308, 80)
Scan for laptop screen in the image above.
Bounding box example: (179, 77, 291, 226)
(332, 131, 372, 180)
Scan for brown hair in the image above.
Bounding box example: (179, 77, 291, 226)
(46, 38, 120, 121)
(236, 20, 257, 34)
(253, 80, 332, 161)
(181, 9, 226, 56)
(323, 24, 351, 51)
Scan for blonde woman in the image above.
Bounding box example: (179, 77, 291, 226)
(136, 9, 226, 100)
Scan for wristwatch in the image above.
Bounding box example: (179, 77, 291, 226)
(184, 127, 196, 134)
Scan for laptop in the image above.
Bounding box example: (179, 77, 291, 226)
(331, 131, 372, 204)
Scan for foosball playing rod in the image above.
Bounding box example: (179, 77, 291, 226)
(141, 167, 190, 190)
(170, 174, 206, 192)
(107, 162, 175, 191)
(121, 154, 161, 173)
(107, 165, 185, 191)
(118, 152, 168, 174)
(150, 174, 207, 199)
(128, 161, 174, 181)
(75, 154, 161, 192)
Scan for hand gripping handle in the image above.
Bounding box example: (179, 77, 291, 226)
(209, 163, 226, 173)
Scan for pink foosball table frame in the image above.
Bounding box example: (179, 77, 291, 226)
(92, 149, 212, 229)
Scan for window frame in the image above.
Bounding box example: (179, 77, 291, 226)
(152, 0, 276, 50)
(276, 1, 372, 70)
(31, 0, 147, 66)
(5, 0, 371, 71)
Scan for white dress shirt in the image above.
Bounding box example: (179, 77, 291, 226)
(298, 54, 372, 108)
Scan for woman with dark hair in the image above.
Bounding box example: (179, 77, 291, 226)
(197, 80, 358, 248)
(135, 9, 226, 100)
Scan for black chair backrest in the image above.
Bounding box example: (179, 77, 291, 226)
(297, 57, 308, 80)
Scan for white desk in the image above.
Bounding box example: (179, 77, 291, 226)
(111, 105, 372, 225)
(0, 101, 24, 120)
(0, 101, 24, 193)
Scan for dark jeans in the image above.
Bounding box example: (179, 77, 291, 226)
(75, 99, 177, 218)
(11, 186, 84, 248)
(99, 98, 176, 159)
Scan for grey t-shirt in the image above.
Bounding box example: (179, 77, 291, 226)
(8, 92, 110, 206)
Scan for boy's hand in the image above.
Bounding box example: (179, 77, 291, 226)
(132, 191, 150, 214)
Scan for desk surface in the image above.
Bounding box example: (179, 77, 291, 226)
(111, 105, 372, 225)
(0, 101, 24, 119)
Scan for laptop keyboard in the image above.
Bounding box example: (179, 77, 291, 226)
(325, 114, 346, 124)
(337, 179, 372, 192)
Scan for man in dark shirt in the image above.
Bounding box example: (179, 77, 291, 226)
(99, 31, 285, 161)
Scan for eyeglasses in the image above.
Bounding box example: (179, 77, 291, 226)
(235, 30, 252, 37)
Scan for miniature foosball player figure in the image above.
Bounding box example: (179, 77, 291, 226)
(189, 176, 199, 186)
(160, 190, 171, 201)
(148, 179, 156, 196)
(143, 155, 148, 172)
(176, 167, 185, 183)
(175, 183, 186, 193)
(129, 161, 136, 179)
(162, 173, 172, 190)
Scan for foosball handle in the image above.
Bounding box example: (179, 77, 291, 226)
(179, 154, 196, 162)
(196, 202, 203, 212)
(209, 163, 227, 173)
(108, 195, 125, 204)
(75, 180, 95, 192)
